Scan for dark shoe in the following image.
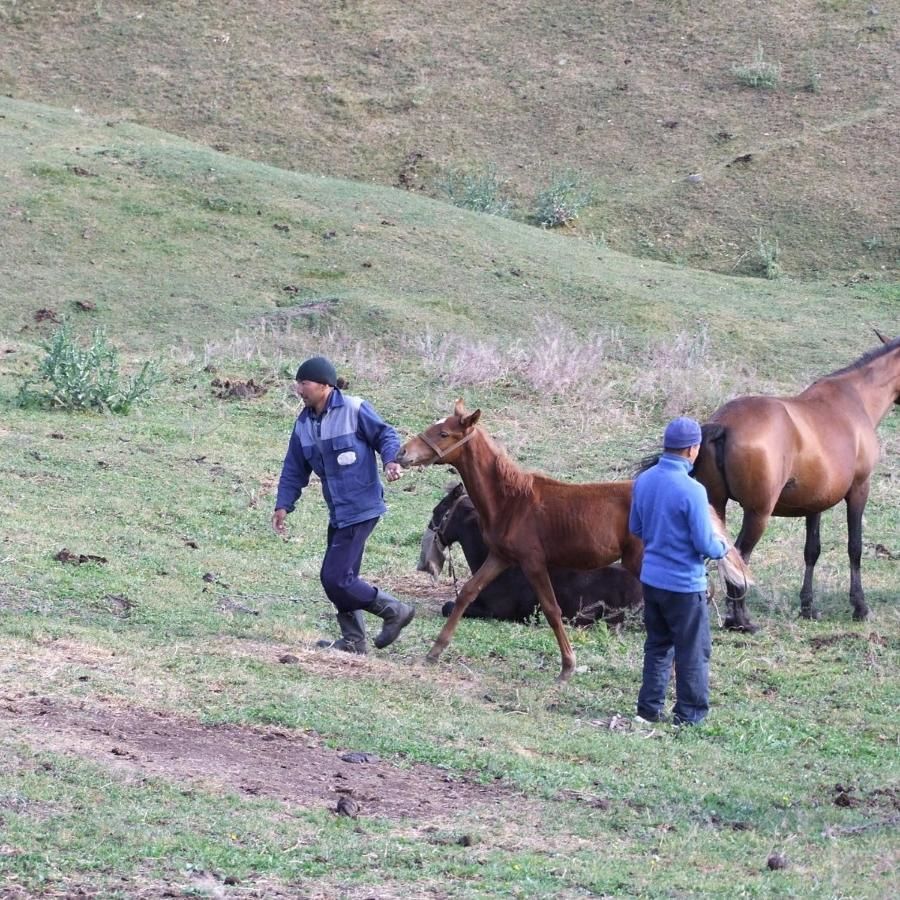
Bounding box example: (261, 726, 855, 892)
(636, 709, 669, 724)
(316, 610, 367, 655)
(369, 590, 415, 649)
(671, 715, 704, 727)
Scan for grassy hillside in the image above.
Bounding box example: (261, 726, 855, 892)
(0, 100, 898, 898)
(2, 0, 898, 277)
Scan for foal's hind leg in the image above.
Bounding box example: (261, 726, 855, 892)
(521, 563, 576, 682)
(846, 482, 870, 621)
(426, 553, 510, 664)
(800, 513, 822, 620)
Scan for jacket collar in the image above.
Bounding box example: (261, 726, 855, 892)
(659, 452, 693, 472)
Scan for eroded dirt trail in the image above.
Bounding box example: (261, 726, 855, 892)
(0, 694, 512, 820)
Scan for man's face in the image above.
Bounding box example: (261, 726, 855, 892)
(295, 379, 330, 410)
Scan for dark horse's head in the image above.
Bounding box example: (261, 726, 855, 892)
(416, 482, 469, 580)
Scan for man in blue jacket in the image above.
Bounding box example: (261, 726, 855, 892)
(272, 356, 415, 654)
(629, 417, 728, 725)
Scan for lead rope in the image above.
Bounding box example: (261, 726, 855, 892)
(447, 546, 461, 602)
(706, 568, 725, 628)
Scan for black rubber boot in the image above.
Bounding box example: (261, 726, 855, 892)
(369, 590, 416, 649)
(316, 610, 367, 655)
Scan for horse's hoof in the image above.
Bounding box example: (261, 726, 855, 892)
(724, 617, 760, 634)
(556, 671, 574, 684)
(799, 607, 820, 621)
(440, 601, 455, 618)
(852, 608, 870, 622)
(424, 654, 439, 666)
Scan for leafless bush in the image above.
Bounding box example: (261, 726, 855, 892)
(170, 324, 389, 384)
(414, 328, 513, 385)
(412, 317, 625, 394)
(632, 328, 733, 417)
(512, 316, 624, 394)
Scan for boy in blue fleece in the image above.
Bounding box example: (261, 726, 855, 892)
(273, 356, 414, 654)
(629, 417, 728, 725)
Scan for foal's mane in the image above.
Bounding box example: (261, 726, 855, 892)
(825, 335, 900, 379)
(477, 427, 535, 498)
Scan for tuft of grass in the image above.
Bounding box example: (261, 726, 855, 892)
(732, 42, 781, 89)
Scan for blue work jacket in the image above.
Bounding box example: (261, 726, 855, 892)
(275, 389, 401, 528)
(629, 453, 727, 593)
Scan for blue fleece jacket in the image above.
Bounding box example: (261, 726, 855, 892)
(629, 453, 728, 593)
(275, 389, 401, 529)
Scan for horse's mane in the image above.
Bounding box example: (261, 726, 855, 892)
(480, 429, 535, 498)
(825, 335, 900, 379)
(633, 453, 661, 476)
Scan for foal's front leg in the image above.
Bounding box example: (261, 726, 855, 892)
(426, 553, 510, 664)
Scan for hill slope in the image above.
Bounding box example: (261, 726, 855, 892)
(2, 0, 898, 277)
(0, 99, 898, 900)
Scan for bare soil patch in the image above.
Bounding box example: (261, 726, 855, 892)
(0, 695, 516, 821)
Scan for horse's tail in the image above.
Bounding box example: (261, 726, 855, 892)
(708, 504, 753, 591)
(696, 423, 736, 500)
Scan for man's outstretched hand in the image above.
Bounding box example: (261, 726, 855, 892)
(272, 508, 288, 535)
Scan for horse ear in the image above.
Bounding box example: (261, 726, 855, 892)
(453, 398, 467, 416)
(460, 408, 481, 429)
(873, 328, 889, 345)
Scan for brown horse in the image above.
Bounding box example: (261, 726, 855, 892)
(396, 400, 643, 681)
(693, 334, 900, 631)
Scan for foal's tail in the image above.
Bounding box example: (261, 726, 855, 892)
(708, 505, 753, 592)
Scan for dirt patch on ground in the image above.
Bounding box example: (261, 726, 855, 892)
(0, 695, 515, 821)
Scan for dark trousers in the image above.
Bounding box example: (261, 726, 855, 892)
(320, 518, 379, 613)
(637, 584, 711, 725)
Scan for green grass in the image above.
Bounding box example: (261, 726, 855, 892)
(0, 98, 898, 898)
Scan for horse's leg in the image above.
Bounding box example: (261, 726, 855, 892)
(846, 481, 870, 621)
(799, 513, 822, 620)
(726, 510, 768, 633)
(426, 553, 510, 664)
(521, 563, 576, 683)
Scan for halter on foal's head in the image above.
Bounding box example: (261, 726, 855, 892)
(396, 400, 481, 468)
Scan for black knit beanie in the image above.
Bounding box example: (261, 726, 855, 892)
(295, 356, 337, 386)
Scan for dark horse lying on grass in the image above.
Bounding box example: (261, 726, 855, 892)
(397, 400, 748, 682)
(418, 481, 643, 627)
(693, 332, 900, 632)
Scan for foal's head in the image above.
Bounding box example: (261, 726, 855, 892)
(428, 481, 469, 532)
(396, 399, 482, 468)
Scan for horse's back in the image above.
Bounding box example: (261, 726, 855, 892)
(700, 393, 870, 514)
(520, 478, 638, 570)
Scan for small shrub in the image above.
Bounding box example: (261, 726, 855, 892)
(754, 228, 781, 279)
(804, 71, 822, 93)
(437, 164, 514, 217)
(532, 170, 594, 228)
(17, 322, 165, 413)
(732, 42, 780, 89)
